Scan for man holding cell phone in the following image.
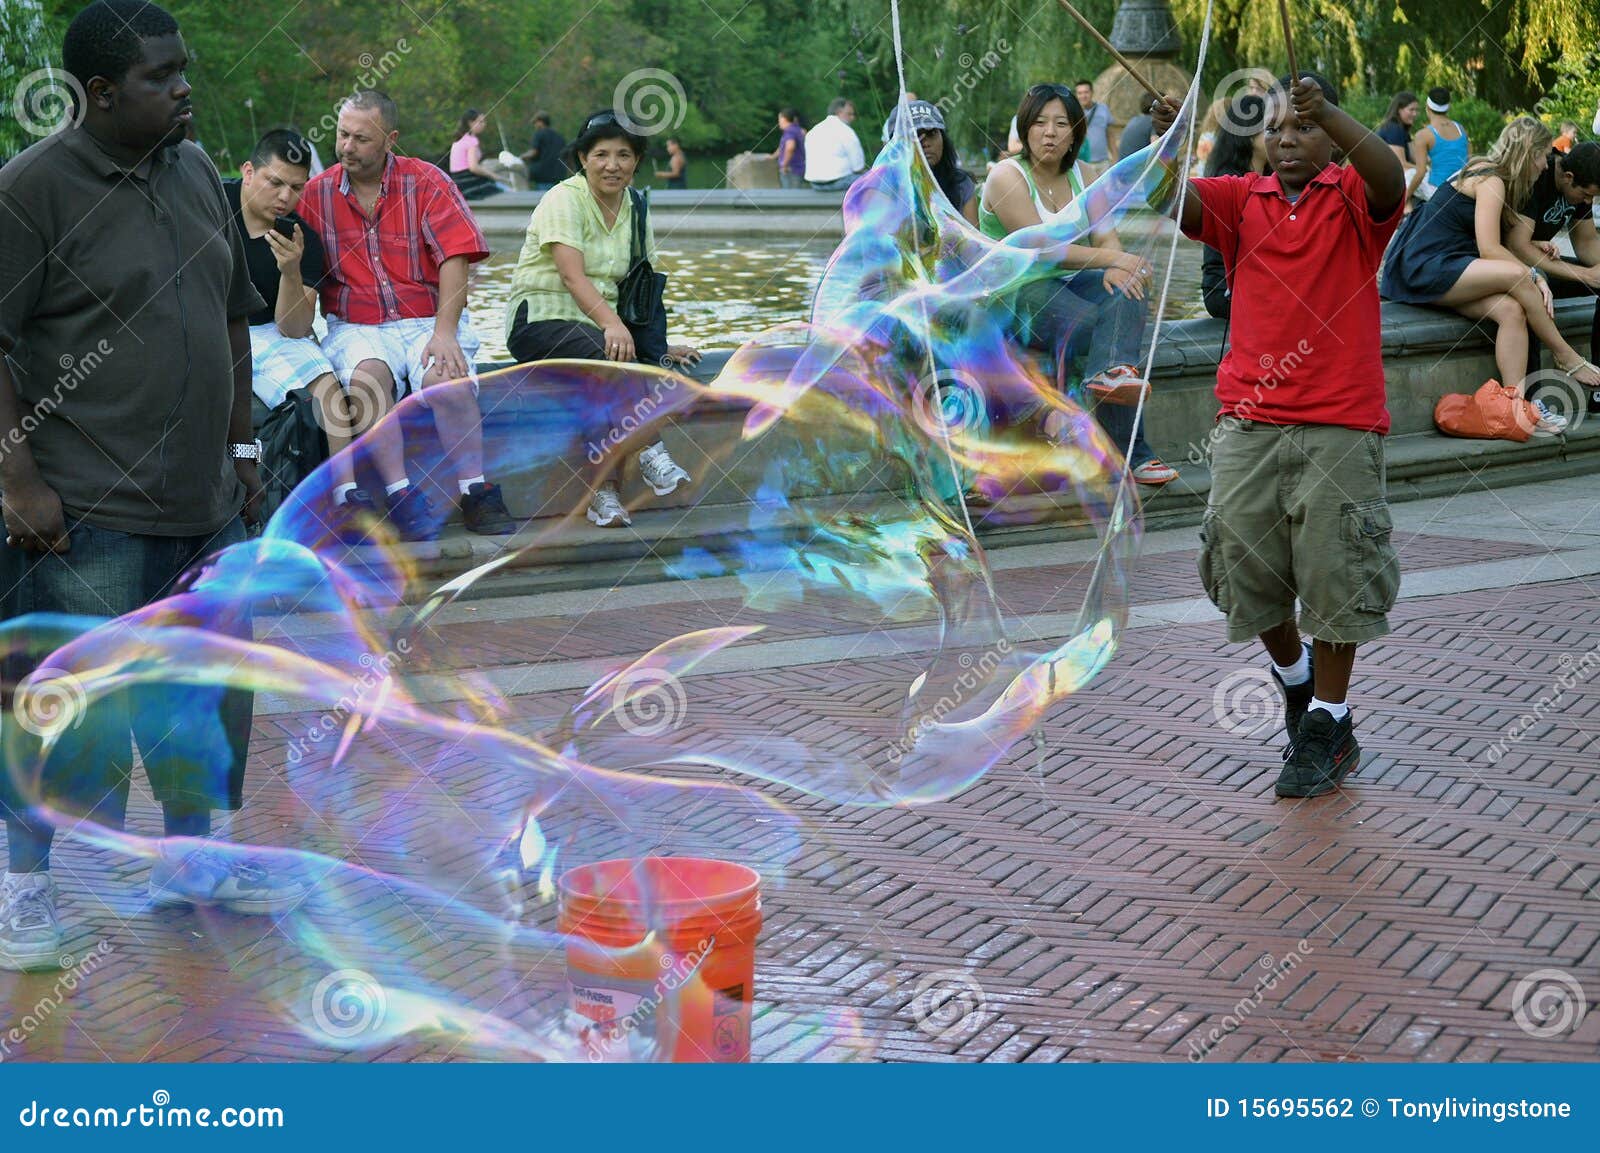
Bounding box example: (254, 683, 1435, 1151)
(229, 129, 379, 517)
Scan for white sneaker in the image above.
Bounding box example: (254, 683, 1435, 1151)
(637, 442, 692, 496)
(148, 846, 308, 916)
(586, 485, 632, 527)
(1532, 398, 1569, 433)
(0, 873, 63, 971)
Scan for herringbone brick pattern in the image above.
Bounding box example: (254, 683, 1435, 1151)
(3, 534, 1596, 1063)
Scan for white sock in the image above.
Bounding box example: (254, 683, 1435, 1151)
(1272, 645, 1311, 685)
(4, 870, 50, 890)
(458, 474, 486, 496)
(384, 479, 411, 497)
(333, 483, 358, 505)
(1309, 697, 1349, 721)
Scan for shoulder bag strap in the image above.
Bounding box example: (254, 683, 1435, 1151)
(628, 187, 648, 270)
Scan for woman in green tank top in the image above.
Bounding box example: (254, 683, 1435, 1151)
(978, 84, 1174, 485)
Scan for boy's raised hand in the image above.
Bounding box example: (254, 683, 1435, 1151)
(1290, 76, 1327, 125)
(1151, 95, 1182, 136)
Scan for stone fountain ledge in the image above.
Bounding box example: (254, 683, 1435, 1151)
(288, 299, 1596, 600)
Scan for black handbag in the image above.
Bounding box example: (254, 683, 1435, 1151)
(616, 187, 667, 326)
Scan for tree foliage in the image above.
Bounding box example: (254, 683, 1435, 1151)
(6, 0, 1598, 169)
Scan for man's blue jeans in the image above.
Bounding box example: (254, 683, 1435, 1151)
(0, 517, 252, 870)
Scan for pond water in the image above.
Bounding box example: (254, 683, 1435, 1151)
(468, 236, 1208, 363)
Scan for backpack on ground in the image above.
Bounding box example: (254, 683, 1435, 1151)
(256, 388, 329, 524)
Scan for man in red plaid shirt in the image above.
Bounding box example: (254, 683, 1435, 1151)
(298, 89, 514, 541)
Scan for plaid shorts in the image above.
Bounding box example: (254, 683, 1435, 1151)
(249, 323, 335, 408)
(321, 313, 482, 404)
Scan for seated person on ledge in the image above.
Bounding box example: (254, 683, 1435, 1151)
(298, 89, 515, 542)
(979, 83, 1176, 487)
(504, 109, 700, 530)
(229, 129, 380, 502)
(1505, 141, 1600, 415)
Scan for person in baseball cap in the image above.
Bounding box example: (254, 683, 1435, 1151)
(885, 99, 978, 223)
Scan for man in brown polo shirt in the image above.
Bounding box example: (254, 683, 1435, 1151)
(0, 0, 303, 971)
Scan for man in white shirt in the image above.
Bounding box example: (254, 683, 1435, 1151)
(805, 98, 866, 191)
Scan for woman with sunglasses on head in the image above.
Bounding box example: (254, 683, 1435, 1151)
(505, 109, 701, 527)
(978, 83, 1176, 486)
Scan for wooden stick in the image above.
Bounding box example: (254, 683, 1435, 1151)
(1278, 0, 1299, 87)
(1053, 0, 1162, 99)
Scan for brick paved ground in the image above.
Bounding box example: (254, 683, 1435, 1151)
(3, 494, 1598, 1063)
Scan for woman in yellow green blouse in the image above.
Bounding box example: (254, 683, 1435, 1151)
(505, 110, 700, 527)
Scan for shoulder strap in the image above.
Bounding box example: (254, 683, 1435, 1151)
(628, 187, 647, 268)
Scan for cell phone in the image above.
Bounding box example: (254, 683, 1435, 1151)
(273, 216, 296, 240)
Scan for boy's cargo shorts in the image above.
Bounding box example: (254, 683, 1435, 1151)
(1197, 419, 1400, 644)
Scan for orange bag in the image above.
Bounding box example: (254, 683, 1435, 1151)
(1432, 379, 1536, 443)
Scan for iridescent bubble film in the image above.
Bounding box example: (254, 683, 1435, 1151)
(4, 67, 1200, 1059)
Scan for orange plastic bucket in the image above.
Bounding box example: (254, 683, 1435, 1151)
(558, 856, 761, 1062)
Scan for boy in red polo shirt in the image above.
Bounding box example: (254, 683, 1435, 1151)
(1153, 74, 1406, 798)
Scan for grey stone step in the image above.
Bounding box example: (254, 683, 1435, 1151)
(379, 424, 1600, 601)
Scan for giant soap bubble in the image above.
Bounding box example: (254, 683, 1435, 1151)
(3, 48, 1203, 1059)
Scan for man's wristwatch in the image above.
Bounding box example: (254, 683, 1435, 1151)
(229, 440, 263, 461)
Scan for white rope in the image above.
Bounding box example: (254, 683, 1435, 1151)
(881, 0, 1218, 644)
(890, 0, 991, 576)
(1071, 0, 1215, 636)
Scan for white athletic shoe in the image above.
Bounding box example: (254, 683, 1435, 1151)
(148, 847, 307, 916)
(637, 442, 692, 497)
(586, 485, 632, 527)
(0, 872, 63, 971)
(1532, 398, 1569, 433)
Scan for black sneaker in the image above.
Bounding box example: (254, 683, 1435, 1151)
(461, 481, 515, 535)
(1268, 644, 1315, 760)
(325, 488, 379, 548)
(384, 485, 442, 542)
(1275, 708, 1360, 798)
